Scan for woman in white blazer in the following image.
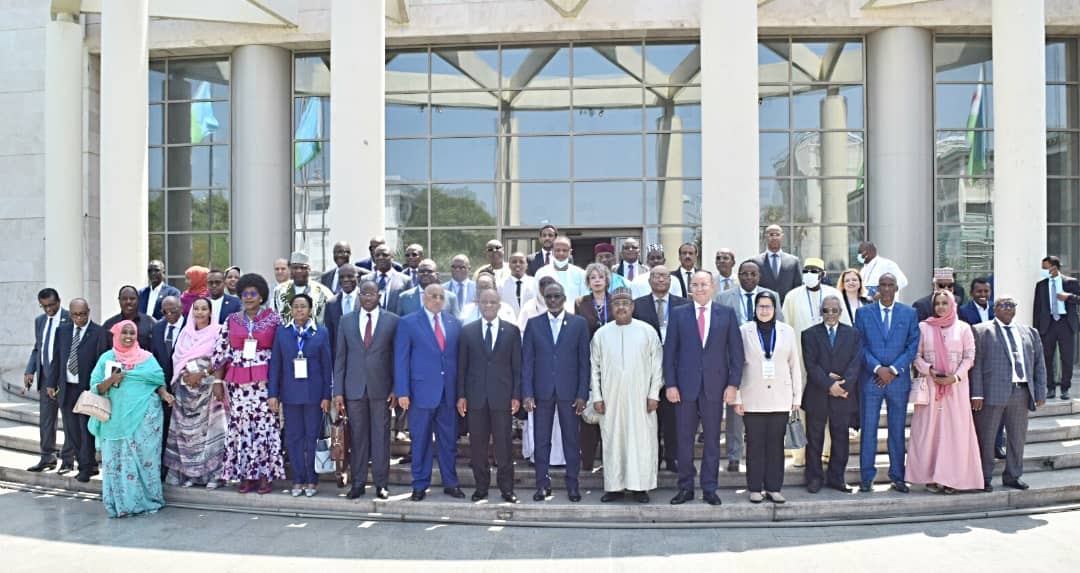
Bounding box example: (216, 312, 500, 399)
(735, 291, 803, 504)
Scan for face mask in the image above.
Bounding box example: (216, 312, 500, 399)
(802, 272, 821, 288)
(1039, 268, 1051, 279)
(856, 253, 866, 265)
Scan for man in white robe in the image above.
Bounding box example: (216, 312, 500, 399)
(588, 288, 663, 502)
(535, 236, 589, 302)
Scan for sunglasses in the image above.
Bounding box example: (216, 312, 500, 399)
(240, 291, 261, 299)
(996, 302, 1017, 309)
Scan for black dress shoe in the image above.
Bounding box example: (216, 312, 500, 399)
(891, 481, 910, 493)
(410, 489, 426, 501)
(1003, 479, 1030, 490)
(532, 488, 552, 501)
(501, 492, 519, 503)
(807, 480, 823, 494)
(663, 459, 679, 473)
(568, 488, 582, 502)
(703, 491, 722, 506)
(346, 485, 366, 499)
(983, 484, 994, 493)
(827, 482, 853, 494)
(27, 460, 56, 472)
(1061, 392, 1072, 401)
(75, 472, 92, 483)
(471, 490, 488, 501)
(444, 487, 466, 498)
(632, 491, 650, 504)
(600, 491, 625, 503)
(859, 482, 873, 493)
(376, 487, 390, 500)
(726, 460, 741, 473)
(57, 463, 75, 475)
(994, 447, 1007, 460)
(670, 489, 694, 505)
(1048, 389, 1057, 399)
(397, 455, 412, 465)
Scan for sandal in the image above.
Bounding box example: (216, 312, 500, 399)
(943, 487, 956, 495)
(926, 483, 941, 494)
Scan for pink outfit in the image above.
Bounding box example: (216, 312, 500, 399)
(211, 308, 280, 384)
(907, 316, 984, 490)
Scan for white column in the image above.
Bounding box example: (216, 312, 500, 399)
(328, 0, 385, 250)
(820, 93, 849, 270)
(992, 0, 1047, 311)
(232, 45, 292, 279)
(99, 0, 148, 317)
(701, 0, 758, 264)
(45, 13, 84, 302)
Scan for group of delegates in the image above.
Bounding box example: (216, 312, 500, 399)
(20, 224, 1063, 516)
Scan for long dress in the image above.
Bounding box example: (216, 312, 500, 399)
(163, 358, 228, 485)
(588, 319, 664, 492)
(907, 322, 984, 490)
(88, 352, 167, 518)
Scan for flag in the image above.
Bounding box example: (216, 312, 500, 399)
(965, 70, 987, 182)
(190, 81, 219, 143)
(295, 97, 323, 170)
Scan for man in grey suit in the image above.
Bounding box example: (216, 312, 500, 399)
(713, 260, 784, 472)
(752, 225, 802, 303)
(24, 288, 73, 472)
(399, 259, 460, 317)
(970, 295, 1047, 492)
(371, 244, 411, 314)
(334, 280, 400, 500)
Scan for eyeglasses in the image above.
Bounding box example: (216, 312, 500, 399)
(821, 308, 841, 315)
(405, 252, 422, 257)
(486, 246, 503, 252)
(995, 302, 1017, 309)
(240, 291, 261, 299)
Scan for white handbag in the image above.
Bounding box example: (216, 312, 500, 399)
(313, 438, 335, 474)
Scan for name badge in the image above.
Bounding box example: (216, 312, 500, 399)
(242, 337, 257, 360)
(293, 358, 308, 379)
(185, 361, 201, 374)
(762, 359, 776, 379)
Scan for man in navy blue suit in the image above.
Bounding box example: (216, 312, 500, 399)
(138, 260, 180, 320)
(664, 270, 745, 506)
(854, 273, 920, 493)
(522, 282, 591, 503)
(207, 269, 242, 325)
(394, 283, 465, 501)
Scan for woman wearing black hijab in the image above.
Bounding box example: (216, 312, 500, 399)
(733, 291, 803, 504)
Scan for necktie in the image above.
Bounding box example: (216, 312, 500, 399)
(378, 274, 388, 308)
(363, 312, 373, 349)
(627, 264, 635, 281)
(771, 253, 780, 277)
(544, 251, 550, 265)
(378, 273, 387, 291)
(165, 324, 175, 355)
(883, 307, 892, 336)
(344, 293, 353, 315)
(1051, 279, 1061, 320)
(723, 277, 731, 291)
(744, 293, 753, 322)
(42, 317, 53, 368)
(1003, 325, 1025, 379)
(656, 298, 666, 326)
(433, 313, 446, 352)
(515, 280, 522, 307)
(550, 315, 561, 343)
(697, 306, 706, 342)
(67, 326, 82, 376)
(485, 321, 494, 352)
(828, 326, 836, 348)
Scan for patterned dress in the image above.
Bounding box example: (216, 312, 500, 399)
(163, 358, 228, 485)
(212, 308, 286, 482)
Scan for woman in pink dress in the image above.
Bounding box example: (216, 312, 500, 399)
(908, 290, 983, 493)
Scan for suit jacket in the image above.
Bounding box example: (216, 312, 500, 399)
(614, 260, 648, 281)
(662, 302, 745, 400)
(753, 250, 802, 302)
(521, 312, 590, 402)
(958, 299, 994, 326)
(499, 274, 537, 316)
(323, 293, 347, 360)
(150, 318, 185, 386)
(397, 285, 459, 317)
(736, 321, 803, 413)
(443, 279, 477, 308)
(269, 323, 333, 405)
(970, 320, 1047, 410)
(138, 283, 181, 320)
(213, 294, 242, 325)
(46, 321, 102, 400)
(319, 268, 338, 292)
(800, 322, 862, 418)
(393, 310, 461, 409)
(1033, 276, 1080, 335)
(633, 293, 690, 342)
(25, 310, 72, 389)
(670, 267, 699, 299)
(97, 313, 155, 359)
(853, 302, 920, 385)
(526, 250, 550, 277)
(714, 286, 785, 325)
(356, 257, 403, 272)
(456, 319, 522, 408)
(333, 308, 399, 400)
(367, 270, 411, 315)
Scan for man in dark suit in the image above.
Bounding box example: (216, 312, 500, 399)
(99, 285, 155, 357)
(457, 289, 522, 503)
(320, 241, 353, 293)
(394, 283, 464, 501)
(614, 238, 647, 282)
(324, 264, 359, 361)
(632, 264, 689, 472)
(138, 260, 180, 320)
(207, 269, 241, 325)
(1033, 255, 1079, 400)
(151, 295, 183, 459)
(958, 277, 1005, 459)
(356, 235, 403, 272)
(914, 267, 967, 321)
(801, 295, 862, 493)
(971, 295, 1047, 491)
(24, 288, 72, 472)
(370, 244, 411, 314)
(401, 243, 425, 288)
(854, 273, 920, 493)
(526, 224, 559, 276)
(334, 280, 399, 500)
(664, 271, 745, 506)
(670, 243, 700, 299)
(753, 225, 802, 303)
(522, 282, 590, 503)
(398, 259, 460, 317)
(45, 298, 101, 482)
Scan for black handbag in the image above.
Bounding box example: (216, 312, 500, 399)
(320, 412, 333, 440)
(784, 411, 807, 450)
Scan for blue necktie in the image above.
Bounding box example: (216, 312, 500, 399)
(883, 307, 892, 336)
(828, 326, 836, 347)
(550, 316, 561, 343)
(744, 293, 753, 322)
(344, 294, 353, 315)
(1051, 279, 1061, 321)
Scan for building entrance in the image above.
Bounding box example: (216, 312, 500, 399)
(502, 228, 643, 269)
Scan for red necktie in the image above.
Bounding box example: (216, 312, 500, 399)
(697, 306, 706, 342)
(363, 312, 373, 349)
(434, 313, 446, 352)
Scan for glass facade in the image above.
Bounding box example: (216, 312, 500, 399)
(758, 38, 866, 272)
(293, 54, 333, 271)
(1047, 39, 1080, 276)
(148, 58, 232, 282)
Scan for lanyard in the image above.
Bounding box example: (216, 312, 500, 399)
(595, 299, 607, 323)
(806, 288, 821, 319)
(294, 323, 310, 357)
(244, 312, 256, 338)
(757, 328, 776, 356)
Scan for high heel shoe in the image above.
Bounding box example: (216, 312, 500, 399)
(237, 479, 253, 494)
(256, 479, 273, 495)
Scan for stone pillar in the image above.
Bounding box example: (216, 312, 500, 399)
(992, 0, 1047, 313)
(232, 45, 292, 279)
(700, 0, 758, 263)
(328, 0, 386, 249)
(820, 92, 849, 271)
(867, 27, 934, 299)
(44, 13, 84, 302)
(99, 0, 148, 316)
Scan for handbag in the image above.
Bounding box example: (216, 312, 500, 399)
(314, 437, 335, 474)
(909, 377, 930, 406)
(73, 390, 111, 422)
(320, 412, 333, 440)
(784, 411, 807, 450)
(330, 415, 350, 462)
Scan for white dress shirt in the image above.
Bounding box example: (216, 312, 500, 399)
(499, 274, 536, 316)
(695, 301, 712, 346)
(860, 255, 910, 296)
(41, 314, 61, 368)
(145, 283, 163, 316)
(210, 296, 224, 324)
(360, 306, 380, 342)
(339, 289, 358, 316)
(654, 295, 671, 343)
(65, 325, 83, 384)
(975, 302, 991, 322)
(995, 318, 1028, 383)
(482, 317, 500, 349)
(548, 310, 566, 342)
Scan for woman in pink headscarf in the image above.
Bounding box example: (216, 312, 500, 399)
(908, 290, 984, 493)
(181, 265, 210, 314)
